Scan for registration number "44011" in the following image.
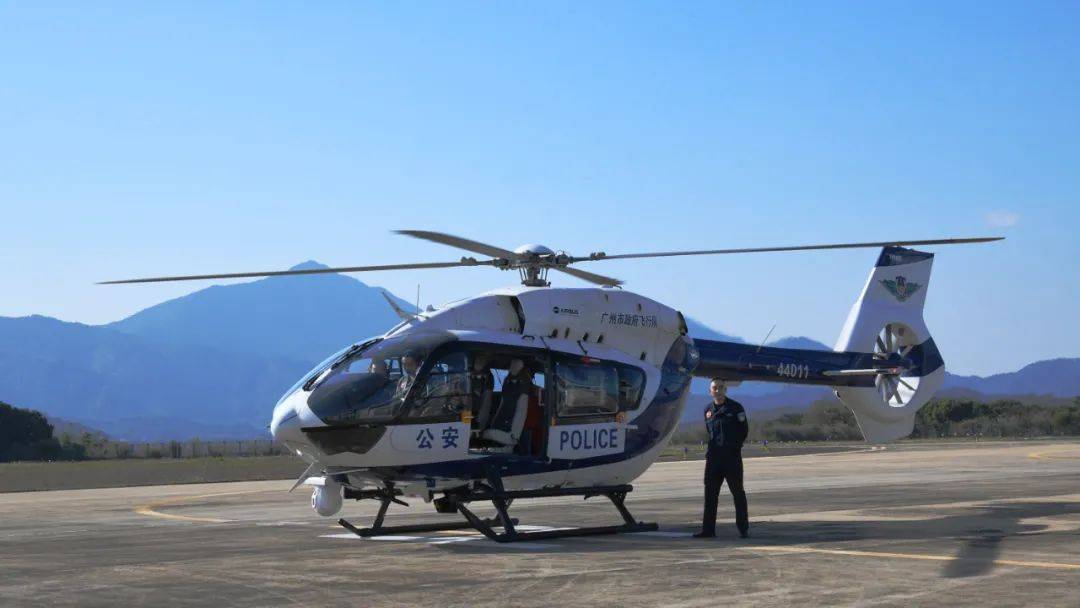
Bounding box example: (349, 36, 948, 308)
(776, 362, 810, 380)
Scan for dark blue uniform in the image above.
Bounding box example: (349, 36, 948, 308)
(700, 397, 749, 537)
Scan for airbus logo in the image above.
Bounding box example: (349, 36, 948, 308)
(553, 306, 580, 315)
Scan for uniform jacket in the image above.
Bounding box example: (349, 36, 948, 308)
(704, 398, 748, 450)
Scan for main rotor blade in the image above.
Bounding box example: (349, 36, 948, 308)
(553, 266, 624, 286)
(395, 230, 521, 261)
(99, 260, 489, 285)
(583, 237, 1004, 262)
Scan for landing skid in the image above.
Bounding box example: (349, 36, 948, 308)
(336, 476, 657, 543)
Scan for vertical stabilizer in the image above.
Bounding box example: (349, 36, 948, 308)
(833, 247, 945, 442)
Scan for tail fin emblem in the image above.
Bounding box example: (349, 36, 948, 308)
(880, 276, 921, 302)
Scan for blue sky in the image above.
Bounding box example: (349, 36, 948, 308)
(1, 2, 1077, 375)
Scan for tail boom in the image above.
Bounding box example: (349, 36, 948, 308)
(691, 339, 941, 389)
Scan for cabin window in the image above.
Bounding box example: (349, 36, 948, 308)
(554, 360, 619, 418)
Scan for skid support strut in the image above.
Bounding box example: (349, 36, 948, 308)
(337, 485, 515, 538)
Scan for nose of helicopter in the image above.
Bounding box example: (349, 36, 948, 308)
(270, 401, 304, 445)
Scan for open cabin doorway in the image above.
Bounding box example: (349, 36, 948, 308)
(466, 349, 548, 458)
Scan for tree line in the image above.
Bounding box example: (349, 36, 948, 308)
(0, 401, 87, 461)
(0, 400, 288, 462)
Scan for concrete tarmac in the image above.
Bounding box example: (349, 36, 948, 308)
(1, 441, 1077, 607)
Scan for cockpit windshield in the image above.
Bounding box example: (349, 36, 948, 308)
(276, 338, 380, 408)
(306, 332, 455, 425)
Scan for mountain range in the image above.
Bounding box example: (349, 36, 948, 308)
(1, 263, 1075, 440)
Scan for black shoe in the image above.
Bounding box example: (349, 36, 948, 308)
(738, 528, 749, 539)
(693, 530, 716, 538)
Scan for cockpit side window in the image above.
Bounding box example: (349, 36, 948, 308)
(307, 354, 403, 424)
(402, 351, 470, 422)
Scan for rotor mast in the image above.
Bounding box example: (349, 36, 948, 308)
(519, 265, 550, 287)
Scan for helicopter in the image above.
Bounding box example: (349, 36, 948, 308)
(103, 230, 1001, 542)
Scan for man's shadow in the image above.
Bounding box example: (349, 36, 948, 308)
(747, 501, 1078, 578)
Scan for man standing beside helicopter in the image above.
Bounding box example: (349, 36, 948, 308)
(694, 377, 750, 539)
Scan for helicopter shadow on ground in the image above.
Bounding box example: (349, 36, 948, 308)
(432, 500, 1080, 579)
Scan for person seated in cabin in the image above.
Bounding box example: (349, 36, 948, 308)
(355, 358, 398, 407)
(394, 352, 422, 399)
(369, 359, 389, 378)
(482, 359, 532, 449)
(470, 355, 495, 435)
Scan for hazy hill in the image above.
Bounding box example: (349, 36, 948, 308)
(46, 416, 109, 439)
(943, 358, 1080, 398)
(108, 261, 412, 363)
(683, 317, 742, 343)
(0, 315, 310, 440)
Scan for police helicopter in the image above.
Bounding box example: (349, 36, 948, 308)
(103, 230, 1001, 542)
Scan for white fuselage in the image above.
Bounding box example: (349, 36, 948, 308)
(271, 285, 695, 498)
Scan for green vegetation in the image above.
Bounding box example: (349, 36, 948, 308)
(913, 397, 1080, 438)
(0, 401, 85, 462)
(1, 400, 288, 463)
(674, 397, 1080, 444)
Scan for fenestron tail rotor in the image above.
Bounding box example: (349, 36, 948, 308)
(872, 323, 919, 405)
(99, 230, 1003, 287)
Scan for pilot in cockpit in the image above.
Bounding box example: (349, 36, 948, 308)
(395, 352, 422, 397)
(368, 358, 389, 378)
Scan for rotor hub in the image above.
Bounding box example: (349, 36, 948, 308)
(513, 244, 555, 257)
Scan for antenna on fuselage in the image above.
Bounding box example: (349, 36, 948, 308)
(756, 324, 777, 354)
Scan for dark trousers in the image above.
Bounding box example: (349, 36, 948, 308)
(702, 446, 748, 534)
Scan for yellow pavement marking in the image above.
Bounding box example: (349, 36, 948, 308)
(134, 490, 268, 523)
(1028, 448, 1080, 461)
(746, 545, 1080, 571)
